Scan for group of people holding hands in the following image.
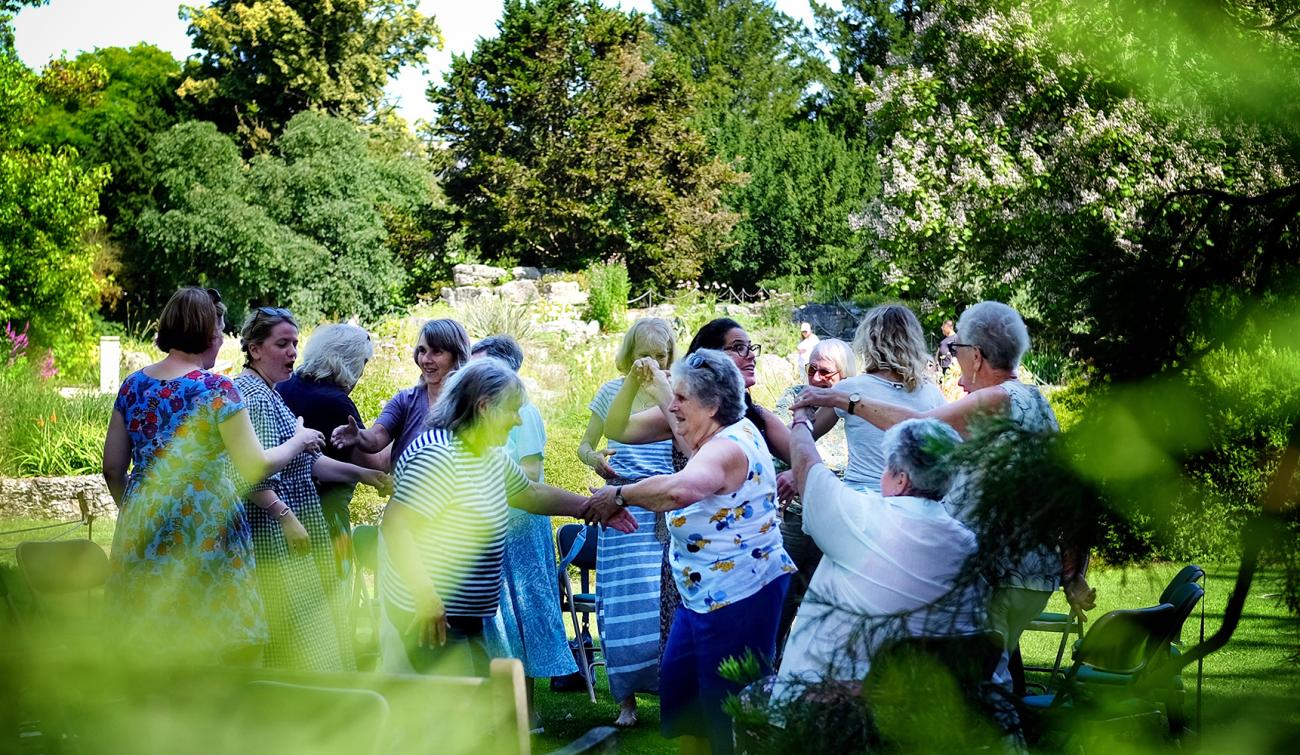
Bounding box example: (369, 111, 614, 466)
(102, 286, 1090, 753)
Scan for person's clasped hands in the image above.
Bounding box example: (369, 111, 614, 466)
(580, 486, 638, 533)
(630, 356, 672, 404)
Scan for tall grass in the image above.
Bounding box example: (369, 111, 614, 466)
(0, 367, 112, 477)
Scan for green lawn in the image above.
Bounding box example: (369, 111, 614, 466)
(4, 517, 1297, 753)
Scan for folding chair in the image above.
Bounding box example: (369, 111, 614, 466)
(352, 524, 381, 668)
(15, 540, 109, 618)
(557, 523, 603, 703)
(1071, 581, 1205, 735)
(1021, 556, 1092, 688)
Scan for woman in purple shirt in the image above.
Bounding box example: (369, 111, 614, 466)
(331, 318, 470, 468)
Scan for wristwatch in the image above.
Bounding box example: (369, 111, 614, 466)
(846, 392, 862, 417)
(614, 486, 627, 508)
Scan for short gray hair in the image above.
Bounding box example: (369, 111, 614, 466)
(808, 338, 858, 380)
(297, 323, 373, 392)
(671, 349, 745, 426)
(413, 318, 471, 375)
(427, 358, 525, 435)
(882, 418, 963, 500)
(471, 335, 524, 372)
(956, 301, 1030, 372)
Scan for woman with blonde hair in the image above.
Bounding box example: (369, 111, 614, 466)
(798, 304, 947, 494)
(576, 316, 677, 727)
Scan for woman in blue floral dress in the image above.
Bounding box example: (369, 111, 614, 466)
(103, 288, 324, 664)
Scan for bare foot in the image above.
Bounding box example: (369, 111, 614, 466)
(613, 704, 638, 728)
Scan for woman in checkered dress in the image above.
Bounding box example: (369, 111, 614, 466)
(234, 308, 393, 671)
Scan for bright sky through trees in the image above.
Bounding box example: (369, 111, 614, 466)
(12, 0, 832, 124)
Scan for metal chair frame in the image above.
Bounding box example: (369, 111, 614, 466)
(557, 523, 604, 703)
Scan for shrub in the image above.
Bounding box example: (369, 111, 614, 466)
(457, 298, 535, 343)
(584, 262, 629, 332)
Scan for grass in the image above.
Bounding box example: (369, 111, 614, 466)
(0, 529, 1297, 752)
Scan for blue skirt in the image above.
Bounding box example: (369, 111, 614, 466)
(484, 509, 579, 678)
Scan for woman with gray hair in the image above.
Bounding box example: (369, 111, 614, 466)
(773, 414, 979, 702)
(469, 336, 579, 728)
(332, 318, 470, 469)
(791, 301, 1095, 691)
(379, 358, 635, 677)
(278, 323, 387, 571)
(771, 337, 856, 661)
(584, 349, 795, 755)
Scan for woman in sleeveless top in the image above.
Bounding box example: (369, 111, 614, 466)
(584, 349, 795, 755)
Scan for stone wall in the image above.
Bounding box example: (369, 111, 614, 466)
(0, 475, 116, 522)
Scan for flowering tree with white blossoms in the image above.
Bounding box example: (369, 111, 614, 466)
(853, 0, 1298, 378)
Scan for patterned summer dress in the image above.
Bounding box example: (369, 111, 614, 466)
(232, 374, 354, 672)
(106, 369, 267, 658)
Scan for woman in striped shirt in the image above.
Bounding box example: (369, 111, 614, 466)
(378, 358, 635, 676)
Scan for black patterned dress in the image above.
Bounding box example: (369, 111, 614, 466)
(233, 374, 355, 672)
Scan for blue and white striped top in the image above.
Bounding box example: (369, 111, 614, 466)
(589, 378, 676, 480)
(379, 428, 531, 618)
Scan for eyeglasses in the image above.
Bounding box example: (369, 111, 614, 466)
(806, 365, 840, 380)
(950, 342, 978, 352)
(256, 306, 294, 319)
(722, 342, 761, 358)
(205, 287, 223, 305)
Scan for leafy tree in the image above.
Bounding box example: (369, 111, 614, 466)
(0, 4, 108, 379)
(807, 0, 926, 139)
(178, 0, 442, 148)
(26, 45, 186, 233)
(135, 113, 435, 323)
(431, 0, 740, 286)
(650, 0, 875, 290)
(649, 0, 812, 125)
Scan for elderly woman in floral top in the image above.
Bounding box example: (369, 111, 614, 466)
(585, 349, 795, 755)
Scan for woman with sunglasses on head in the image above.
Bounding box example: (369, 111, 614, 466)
(604, 317, 791, 465)
(331, 318, 471, 470)
(770, 337, 856, 661)
(233, 307, 392, 671)
(584, 349, 795, 755)
(102, 288, 324, 664)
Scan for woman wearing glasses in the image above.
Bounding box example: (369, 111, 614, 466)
(771, 337, 856, 659)
(791, 301, 1096, 696)
(585, 349, 794, 755)
(103, 288, 324, 663)
(234, 307, 392, 671)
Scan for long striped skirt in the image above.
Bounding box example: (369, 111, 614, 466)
(596, 505, 664, 701)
